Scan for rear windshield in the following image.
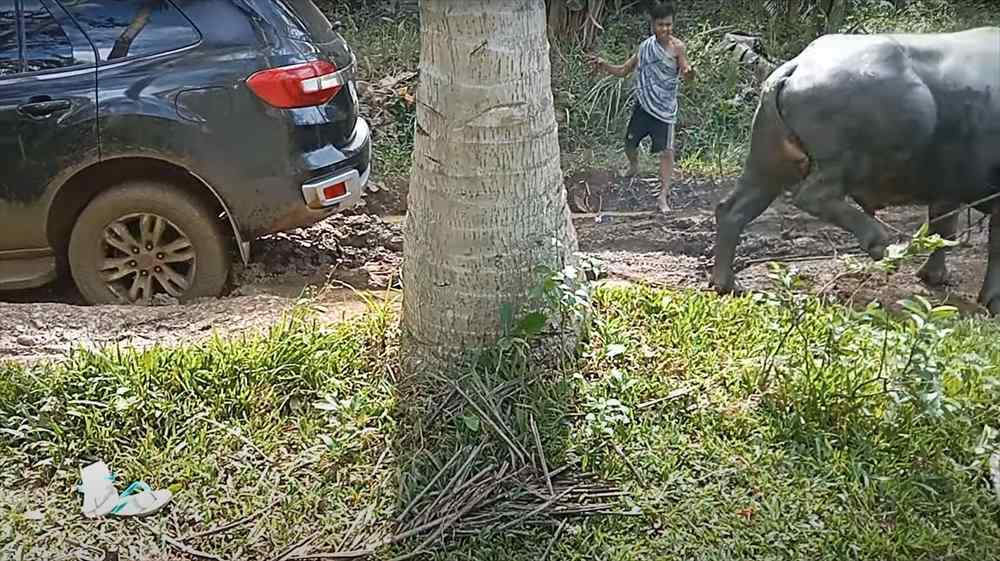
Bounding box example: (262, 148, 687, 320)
(275, 0, 336, 43)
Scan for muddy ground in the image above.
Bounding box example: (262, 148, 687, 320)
(0, 215, 405, 362)
(1, 173, 992, 363)
(571, 176, 990, 312)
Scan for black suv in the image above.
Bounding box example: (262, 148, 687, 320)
(0, 0, 371, 304)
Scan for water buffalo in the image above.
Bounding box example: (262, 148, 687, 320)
(711, 26, 1000, 312)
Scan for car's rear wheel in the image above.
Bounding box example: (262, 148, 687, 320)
(68, 181, 230, 305)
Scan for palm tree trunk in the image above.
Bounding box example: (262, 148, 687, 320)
(400, 0, 579, 378)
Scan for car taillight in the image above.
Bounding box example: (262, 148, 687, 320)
(246, 60, 343, 109)
(323, 181, 347, 200)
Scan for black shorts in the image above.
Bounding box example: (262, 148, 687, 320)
(625, 103, 675, 155)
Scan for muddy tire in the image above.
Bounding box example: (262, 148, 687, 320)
(68, 181, 230, 305)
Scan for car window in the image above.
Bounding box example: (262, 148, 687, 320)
(22, 0, 76, 73)
(58, 0, 200, 63)
(0, 0, 19, 76)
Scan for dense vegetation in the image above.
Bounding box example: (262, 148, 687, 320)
(334, 0, 1000, 181)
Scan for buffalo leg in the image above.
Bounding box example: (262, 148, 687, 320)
(917, 201, 959, 286)
(711, 181, 779, 293)
(978, 204, 1000, 315)
(791, 166, 891, 260)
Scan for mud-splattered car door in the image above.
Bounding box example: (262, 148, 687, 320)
(0, 0, 97, 281)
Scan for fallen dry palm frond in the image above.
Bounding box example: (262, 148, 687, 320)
(289, 374, 635, 560)
(718, 32, 780, 84)
(288, 464, 630, 560)
(357, 71, 419, 128)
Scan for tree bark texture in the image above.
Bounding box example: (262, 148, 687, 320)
(400, 0, 579, 377)
(546, 0, 607, 49)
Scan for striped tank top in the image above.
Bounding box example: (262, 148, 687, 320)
(634, 35, 680, 124)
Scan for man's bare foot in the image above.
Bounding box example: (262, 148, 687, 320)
(657, 194, 670, 213)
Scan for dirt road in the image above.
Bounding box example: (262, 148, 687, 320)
(2, 175, 991, 362)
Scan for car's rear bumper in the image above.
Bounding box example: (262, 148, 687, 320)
(251, 116, 371, 236)
(301, 162, 369, 210)
(301, 116, 370, 211)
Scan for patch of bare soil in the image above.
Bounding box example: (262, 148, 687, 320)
(566, 169, 664, 214)
(358, 167, 684, 217)
(234, 214, 403, 293)
(355, 176, 409, 217)
(0, 289, 395, 364)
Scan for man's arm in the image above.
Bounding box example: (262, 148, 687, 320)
(587, 52, 638, 78)
(675, 40, 695, 81)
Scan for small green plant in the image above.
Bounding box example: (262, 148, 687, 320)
(500, 251, 606, 346)
(865, 295, 961, 422)
(538, 253, 605, 318)
(764, 260, 807, 300)
(583, 394, 633, 438)
(757, 222, 992, 450)
(879, 222, 960, 274)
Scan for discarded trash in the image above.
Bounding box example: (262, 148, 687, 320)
(79, 460, 173, 519)
(80, 461, 119, 518)
(109, 481, 173, 517)
(24, 510, 44, 521)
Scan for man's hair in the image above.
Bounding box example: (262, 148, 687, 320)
(648, 2, 676, 20)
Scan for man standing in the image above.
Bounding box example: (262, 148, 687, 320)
(587, 2, 694, 213)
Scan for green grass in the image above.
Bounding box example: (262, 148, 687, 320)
(0, 304, 401, 559)
(3, 284, 999, 559)
(569, 285, 1000, 559)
